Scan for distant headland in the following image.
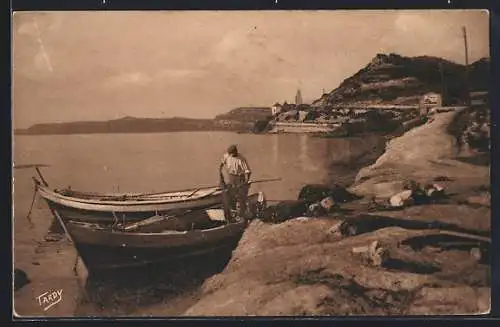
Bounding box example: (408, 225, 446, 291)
(14, 107, 273, 135)
(14, 53, 489, 136)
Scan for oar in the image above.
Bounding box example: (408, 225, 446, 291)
(150, 177, 283, 194)
(13, 163, 50, 170)
(186, 188, 201, 199)
(248, 177, 282, 185)
(139, 177, 283, 195)
(84, 177, 283, 201)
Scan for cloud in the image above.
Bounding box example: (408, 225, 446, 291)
(16, 21, 37, 37)
(380, 12, 466, 61)
(208, 31, 249, 64)
(200, 27, 297, 82)
(102, 69, 206, 90)
(157, 69, 206, 79)
(103, 72, 152, 88)
(394, 13, 430, 33)
(272, 76, 300, 85)
(15, 12, 62, 36)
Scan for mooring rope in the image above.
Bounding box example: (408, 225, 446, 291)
(25, 181, 38, 227)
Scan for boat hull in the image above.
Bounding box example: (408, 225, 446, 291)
(73, 234, 243, 274)
(65, 217, 246, 273)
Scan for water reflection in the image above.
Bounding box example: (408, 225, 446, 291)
(325, 135, 386, 186)
(75, 250, 234, 316)
(272, 134, 279, 166)
(299, 134, 318, 172)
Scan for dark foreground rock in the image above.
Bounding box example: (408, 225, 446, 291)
(298, 184, 362, 204)
(261, 200, 309, 223)
(14, 268, 30, 291)
(339, 204, 490, 238)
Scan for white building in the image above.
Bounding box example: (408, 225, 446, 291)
(271, 103, 283, 116)
(420, 92, 443, 115)
(421, 92, 442, 107)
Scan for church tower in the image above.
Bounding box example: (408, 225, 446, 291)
(295, 89, 303, 105)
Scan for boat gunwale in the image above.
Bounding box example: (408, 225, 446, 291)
(39, 185, 222, 205)
(37, 184, 222, 206)
(40, 192, 224, 213)
(52, 188, 213, 199)
(66, 217, 247, 249)
(66, 217, 246, 237)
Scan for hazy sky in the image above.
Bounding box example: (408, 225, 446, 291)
(12, 10, 489, 128)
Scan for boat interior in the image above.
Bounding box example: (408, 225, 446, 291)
(74, 208, 238, 234)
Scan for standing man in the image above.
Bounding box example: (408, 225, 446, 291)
(219, 145, 252, 221)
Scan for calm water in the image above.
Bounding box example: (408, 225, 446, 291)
(14, 132, 381, 201)
(13, 131, 383, 316)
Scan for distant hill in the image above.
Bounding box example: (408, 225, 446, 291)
(312, 53, 489, 107)
(14, 116, 250, 135)
(14, 107, 273, 135)
(467, 57, 490, 92)
(214, 107, 272, 122)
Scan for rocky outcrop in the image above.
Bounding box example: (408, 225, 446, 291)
(14, 268, 30, 291)
(313, 53, 489, 107)
(214, 107, 272, 122)
(448, 104, 490, 154)
(467, 58, 490, 92)
(298, 184, 362, 204)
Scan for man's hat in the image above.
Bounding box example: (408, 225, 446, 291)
(228, 144, 238, 154)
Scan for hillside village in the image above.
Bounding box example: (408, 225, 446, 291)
(256, 53, 489, 138)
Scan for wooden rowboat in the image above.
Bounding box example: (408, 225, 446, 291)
(34, 177, 225, 224)
(32, 167, 277, 224)
(64, 209, 247, 273)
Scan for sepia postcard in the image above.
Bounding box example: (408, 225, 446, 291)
(12, 9, 491, 317)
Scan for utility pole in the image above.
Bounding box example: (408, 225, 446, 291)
(462, 26, 471, 106)
(462, 26, 469, 66)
